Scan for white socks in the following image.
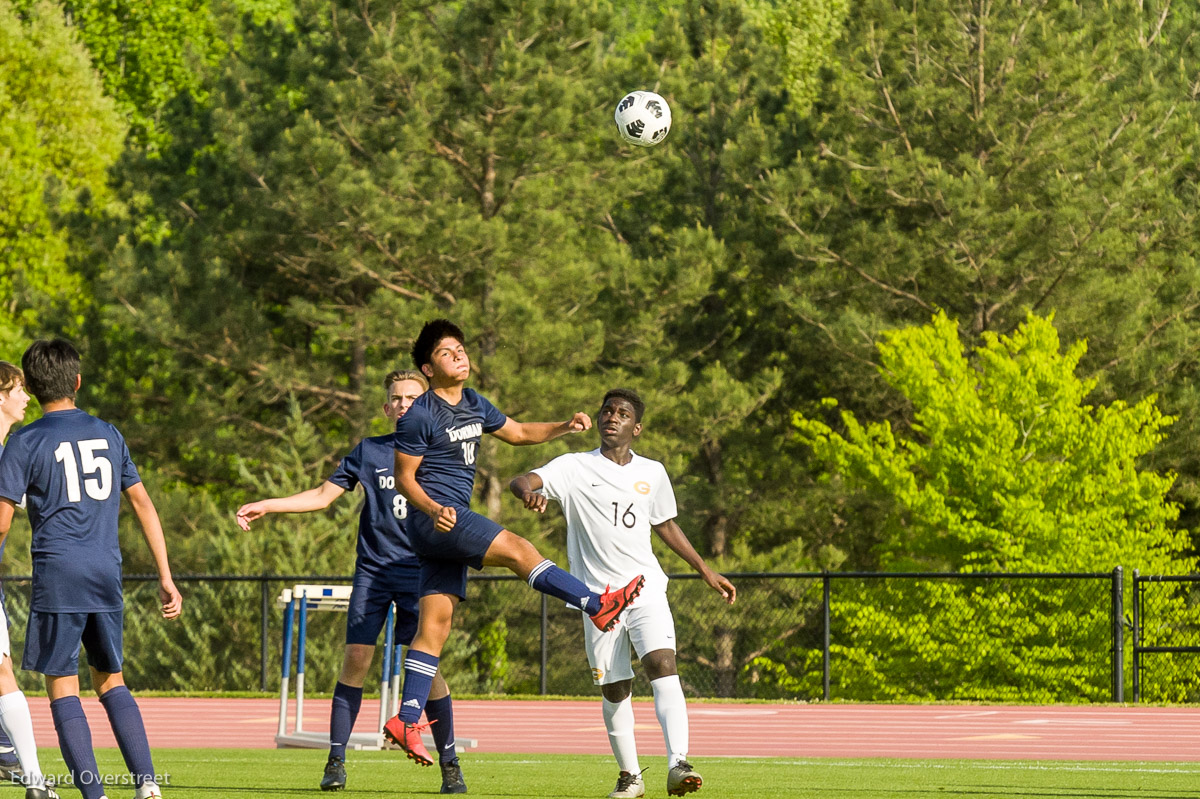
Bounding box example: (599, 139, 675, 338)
(601, 695, 640, 774)
(0, 691, 44, 788)
(651, 675, 689, 768)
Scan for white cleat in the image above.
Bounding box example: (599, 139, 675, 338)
(608, 771, 645, 798)
(134, 782, 162, 799)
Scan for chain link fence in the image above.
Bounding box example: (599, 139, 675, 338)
(0, 570, 1129, 702)
(1132, 572, 1200, 702)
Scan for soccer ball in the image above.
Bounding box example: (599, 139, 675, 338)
(614, 90, 671, 147)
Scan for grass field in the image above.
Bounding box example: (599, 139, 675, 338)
(50, 749, 1200, 798)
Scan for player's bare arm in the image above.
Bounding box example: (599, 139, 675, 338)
(236, 481, 347, 531)
(0, 498, 13, 545)
(653, 519, 736, 604)
(490, 413, 592, 446)
(508, 471, 548, 513)
(394, 449, 456, 532)
(125, 482, 183, 619)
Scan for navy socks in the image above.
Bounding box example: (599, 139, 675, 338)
(328, 681, 363, 761)
(398, 650, 439, 724)
(527, 559, 601, 615)
(99, 685, 156, 788)
(51, 696, 104, 799)
(425, 693, 456, 763)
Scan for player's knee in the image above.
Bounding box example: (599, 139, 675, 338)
(641, 649, 678, 681)
(601, 680, 633, 703)
(340, 645, 375, 683)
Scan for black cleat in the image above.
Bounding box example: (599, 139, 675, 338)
(439, 758, 467, 794)
(320, 755, 347, 791)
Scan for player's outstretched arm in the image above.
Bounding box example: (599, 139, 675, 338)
(491, 413, 592, 446)
(235, 481, 346, 531)
(125, 482, 183, 620)
(508, 472, 548, 513)
(652, 519, 736, 604)
(394, 449, 456, 532)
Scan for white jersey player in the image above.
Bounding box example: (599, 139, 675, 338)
(510, 388, 735, 799)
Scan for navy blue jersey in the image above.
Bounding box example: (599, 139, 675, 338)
(0, 442, 8, 570)
(327, 435, 419, 575)
(0, 409, 140, 612)
(393, 389, 507, 507)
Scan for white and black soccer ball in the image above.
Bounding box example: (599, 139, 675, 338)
(614, 90, 672, 147)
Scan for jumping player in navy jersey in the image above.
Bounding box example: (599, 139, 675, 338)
(382, 319, 645, 762)
(236, 369, 466, 794)
(0, 340, 182, 799)
(0, 361, 56, 799)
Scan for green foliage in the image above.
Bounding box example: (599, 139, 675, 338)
(779, 313, 1190, 700)
(0, 0, 124, 350)
(796, 312, 1190, 574)
(745, 0, 850, 113)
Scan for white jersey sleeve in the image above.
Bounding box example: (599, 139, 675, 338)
(532, 454, 575, 502)
(648, 461, 678, 525)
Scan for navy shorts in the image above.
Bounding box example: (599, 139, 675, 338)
(346, 566, 420, 647)
(412, 507, 503, 599)
(23, 609, 123, 676)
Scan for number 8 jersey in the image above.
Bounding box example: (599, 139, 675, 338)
(0, 408, 140, 613)
(533, 448, 674, 597)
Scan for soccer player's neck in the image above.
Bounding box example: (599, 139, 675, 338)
(41, 398, 77, 414)
(600, 444, 634, 466)
(431, 381, 464, 405)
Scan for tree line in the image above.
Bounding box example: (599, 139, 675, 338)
(1, 0, 1195, 591)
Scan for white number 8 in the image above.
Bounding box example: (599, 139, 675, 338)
(392, 494, 408, 520)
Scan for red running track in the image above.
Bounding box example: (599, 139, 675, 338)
(18, 698, 1200, 761)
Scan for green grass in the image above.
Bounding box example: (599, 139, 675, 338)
(51, 749, 1200, 798)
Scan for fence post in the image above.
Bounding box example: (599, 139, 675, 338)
(822, 573, 831, 702)
(540, 592, 548, 696)
(1131, 569, 1140, 703)
(260, 574, 270, 692)
(1111, 566, 1124, 703)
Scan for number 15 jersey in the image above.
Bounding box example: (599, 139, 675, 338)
(534, 448, 674, 597)
(0, 408, 141, 613)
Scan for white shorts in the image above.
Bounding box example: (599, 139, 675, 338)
(582, 591, 675, 685)
(0, 601, 11, 660)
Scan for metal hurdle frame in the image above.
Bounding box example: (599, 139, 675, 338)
(275, 584, 401, 749)
(274, 583, 476, 752)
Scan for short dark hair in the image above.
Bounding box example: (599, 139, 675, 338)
(411, 319, 466, 369)
(0, 361, 22, 395)
(22, 339, 81, 404)
(601, 388, 645, 422)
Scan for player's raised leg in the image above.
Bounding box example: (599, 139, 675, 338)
(483, 530, 644, 631)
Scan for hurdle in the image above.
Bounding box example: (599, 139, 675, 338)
(274, 584, 475, 752)
(274, 584, 397, 749)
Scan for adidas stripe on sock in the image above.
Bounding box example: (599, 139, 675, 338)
(398, 650, 439, 724)
(527, 559, 601, 615)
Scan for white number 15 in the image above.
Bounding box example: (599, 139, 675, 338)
(54, 439, 113, 502)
